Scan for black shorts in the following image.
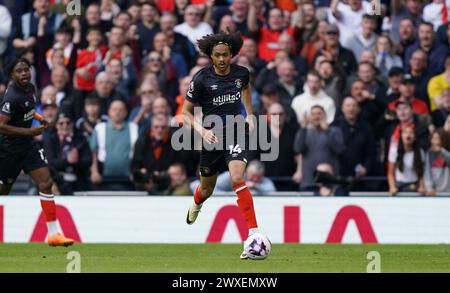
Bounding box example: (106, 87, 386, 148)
(0, 141, 48, 185)
(199, 123, 249, 177)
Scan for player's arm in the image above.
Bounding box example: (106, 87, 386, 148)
(242, 83, 255, 131)
(0, 113, 45, 137)
(182, 100, 204, 135)
(182, 99, 218, 144)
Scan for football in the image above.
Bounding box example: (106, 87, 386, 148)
(243, 233, 272, 260)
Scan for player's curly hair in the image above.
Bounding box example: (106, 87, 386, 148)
(197, 30, 243, 58)
(6, 58, 31, 78)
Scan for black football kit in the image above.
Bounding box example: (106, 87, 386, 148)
(0, 82, 48, 185)
(186, 63, 250, 177)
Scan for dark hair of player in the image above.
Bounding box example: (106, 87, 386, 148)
(6, 58, 31, 78)
(197, 30, 243, 58)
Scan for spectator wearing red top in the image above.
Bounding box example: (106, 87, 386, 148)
(248, 6, 298, 62)
(388, 74, 430, 116)
(74, 27, 108, 92)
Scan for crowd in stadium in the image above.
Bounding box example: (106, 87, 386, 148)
(1, 0, 450, 196)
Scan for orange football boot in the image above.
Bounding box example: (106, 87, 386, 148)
(48, 233, 75, 247)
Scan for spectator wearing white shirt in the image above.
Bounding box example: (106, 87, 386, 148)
(291, 71, 336, 126)
(0, 5, 11, 56)
(423, 0, 449, 31)
(174, 5, 213, 51)
(328, 0, 371, 44)
(387, 125, 425, 195)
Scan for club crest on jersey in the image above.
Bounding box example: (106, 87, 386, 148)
(235, 79, 242, 89)
(187, 81, 194, 98)
(1, 102, 10, 113)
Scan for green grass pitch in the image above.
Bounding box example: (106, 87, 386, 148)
(1, 244, 450, 273)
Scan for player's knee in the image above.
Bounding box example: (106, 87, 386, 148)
(37, 177, 53, 194)
(231, 174, 245, 186)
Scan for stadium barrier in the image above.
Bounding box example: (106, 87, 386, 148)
(1, 196, 450, 244)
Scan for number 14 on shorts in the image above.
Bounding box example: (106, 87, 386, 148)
(229, 144, 242, 155)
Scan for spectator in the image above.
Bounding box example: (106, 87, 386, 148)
(387, 125, 425, 195)
(137, 2, 160, 55)
(257, 103, 298, 191)
(291, 71, 336, 126)
(50, 65, 73, 108)
(90, 71, 125, 116)
(100, 0, 120, 22)
(240, 38, 267, 77)
(75, 27, 108, 93)
(300, 18, 328, 66)
(249, 7, 297, 62)
(153, 31, 188, 79)
(129, 82, 160, 131)
(317, 59, 344, 107)
(80, 2, 112, 48)
(407, 49, 432, 105)
(90, 99, 138, 190)
(328, 0, 370, 44)
(293, 105, 345, 190)
(142, 50, 178, 101)
(160, 12, 198, 70)
(404, 22, 448, 76)
(333, 97, 377, 184)
(375, 66, 403, 108)
(350, 79, 383, 126)
(36, 21, 80, 88)
(75, 95, 109, 139)
(13, 0, 64, 50)
(277, 32, 308, 78)
(44, 111, 92, 195)
(387, 74, 429, 116)
(214, 160, 277, 195)
(431, 88, 450, 128)
(344, 14, 378, 62)
(423, 0, 448, 30)
(393, 18, 417, 59)
(374, 35, 403, 77)
(174, 5, 213, 51)
(0, 4, 12, 60)
(346, 62, 385, 96)
(131, 113, 181, 193)
(424, 129, 450, 195)
(390, 0, 422, 44)
(102, 57, 138, 98)
(162, 163, 192, 195)
(103, 26, 135, 75)
(293, 2, 319, 54)
(220, 0, 259, 38)
(273, 59, 303, 103)
(317, 23, 357, 75)
(428, 56, 450, 111)
(378, 100, 430, 164)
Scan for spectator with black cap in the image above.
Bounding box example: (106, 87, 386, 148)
(387, 73, 430, 117)
(375, 66, 403, 108)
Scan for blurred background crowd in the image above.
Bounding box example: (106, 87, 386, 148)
(1, 0, 450, 196)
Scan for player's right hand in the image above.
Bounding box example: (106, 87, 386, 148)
(202, 129, 218, 144)
(29, 125, 46, 136)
